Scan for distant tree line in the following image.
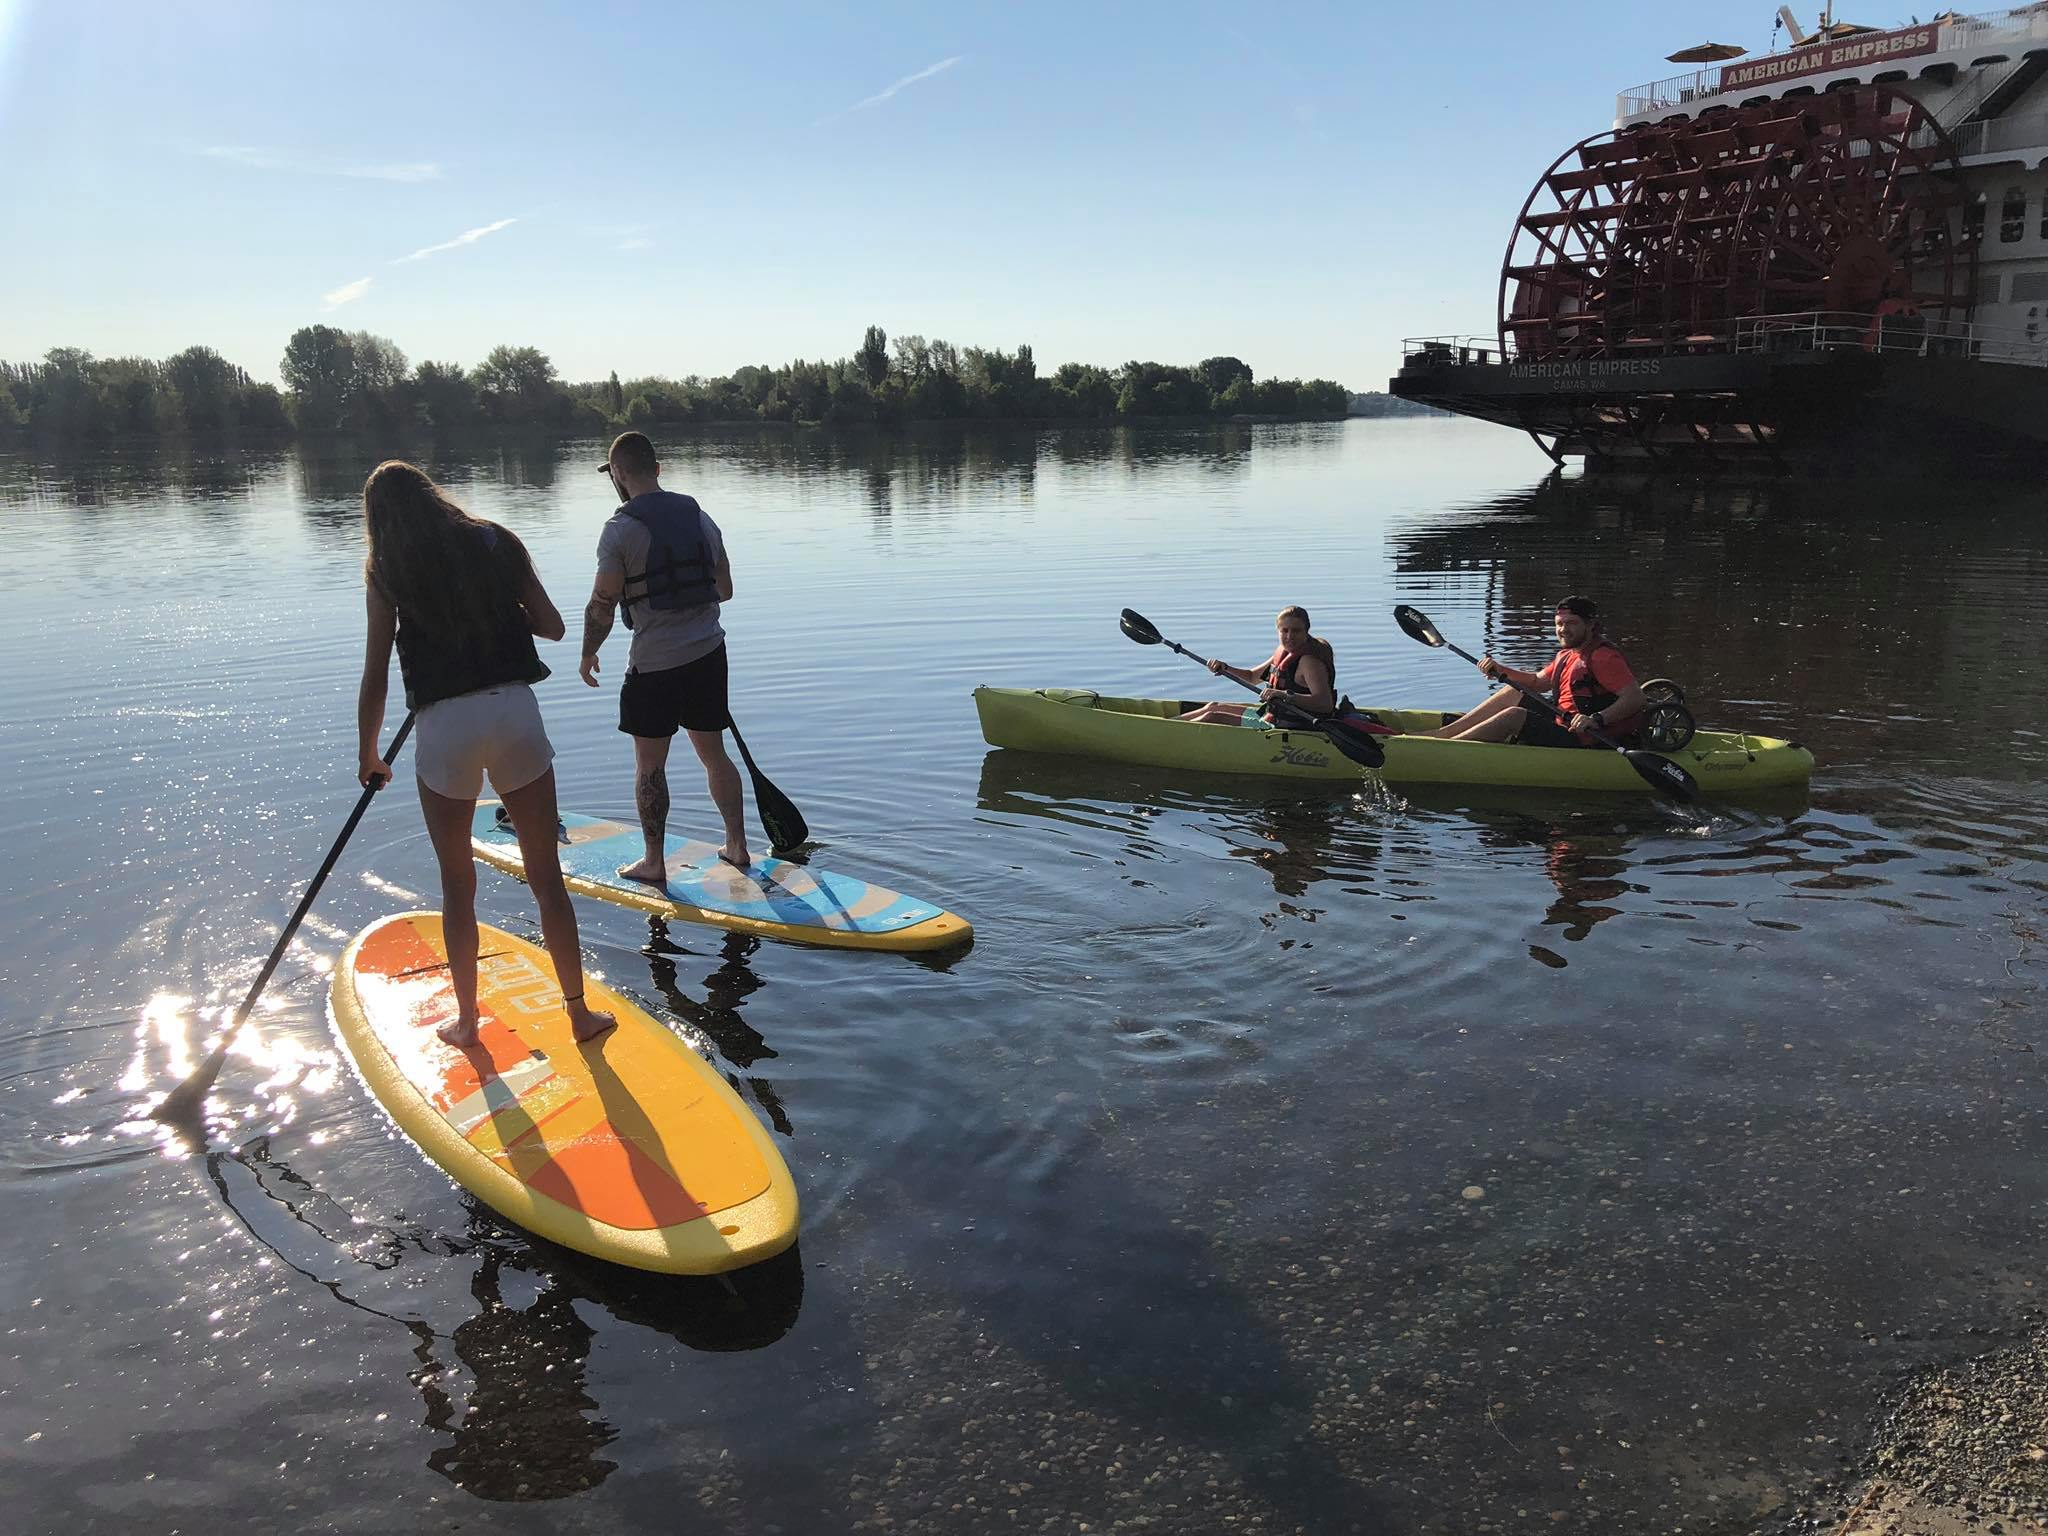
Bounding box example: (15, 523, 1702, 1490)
(1347, 391, 1449, 418)
(0, 324, 1351, 441)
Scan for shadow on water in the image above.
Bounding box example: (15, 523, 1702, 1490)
(204, 1135, 803, 1502)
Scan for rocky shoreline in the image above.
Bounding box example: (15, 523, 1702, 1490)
(1807, 1318, 2048, 1536)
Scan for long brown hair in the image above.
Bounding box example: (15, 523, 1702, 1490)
(1276, 605, 1336, 682)
(362, 460, 510, 653)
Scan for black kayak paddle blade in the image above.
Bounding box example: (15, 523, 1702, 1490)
(1393, 604, 1446, 648)
(1119, 608, 1164, 646)
(1623, 748, 1702, 805)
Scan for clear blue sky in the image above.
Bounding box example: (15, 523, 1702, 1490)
(0, 1, 1802, 390)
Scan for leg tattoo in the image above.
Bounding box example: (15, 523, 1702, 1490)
(635, 765, 670, 857)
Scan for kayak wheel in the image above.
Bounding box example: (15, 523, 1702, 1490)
(1639, 701, 1696, 752)
(1641, 677, 1686, 705)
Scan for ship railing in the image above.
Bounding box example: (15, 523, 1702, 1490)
(1399, 335, 1515, 366)
(1735, 309, 2048, 367)
(1938, 108, 2048, 160)
(1617, 5, 2048, 121)
(1402, 313, 2048, 370)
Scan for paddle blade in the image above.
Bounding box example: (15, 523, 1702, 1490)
(1624, 748, 1701, 804)
(727, 719, 809, 852)
(1393, 605, 1446, 648)
(755, 779, 809, 853)
(1118, 608, 1164, 646)
(1324, 722, 1386, 771)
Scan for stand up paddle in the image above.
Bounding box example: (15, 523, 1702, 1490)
(604, 466, 808, 852)
(1392, 604, 1699, 804)
(154, 711, 416, 1128)
(1118, 608, 1385, 770)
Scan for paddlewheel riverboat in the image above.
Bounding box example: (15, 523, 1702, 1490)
(1392, 6, 2048, 467)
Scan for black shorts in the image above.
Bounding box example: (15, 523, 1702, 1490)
(1514, 707, 1590, 750)
(618, 644, 729, 738)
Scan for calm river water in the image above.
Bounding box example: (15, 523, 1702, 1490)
(2, 420, 2044, 1534)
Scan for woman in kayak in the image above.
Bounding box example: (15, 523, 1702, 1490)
(355, 460, 615, 1047)
(1426, 596, 1647, 747)
(1180, 606, 1339, 727)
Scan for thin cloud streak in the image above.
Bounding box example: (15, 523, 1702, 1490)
(200, 145, 443, 182)
(393, 218, 518, 264)
(322, 276, 373, 311)
(817, 55, 962, 124)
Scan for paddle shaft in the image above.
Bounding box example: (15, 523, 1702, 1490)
(1163, 637, 1264, 698)
(607, 465, 808, 851)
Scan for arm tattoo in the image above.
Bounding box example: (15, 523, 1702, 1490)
(636, 765, 670, 848)
(581, 595, 616, 656)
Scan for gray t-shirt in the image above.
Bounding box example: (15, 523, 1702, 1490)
(595, 501, 728, 674)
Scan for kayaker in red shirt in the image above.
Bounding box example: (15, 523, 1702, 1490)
(1180, 606, 1338, 727)
(1425, 596, 1648, 747)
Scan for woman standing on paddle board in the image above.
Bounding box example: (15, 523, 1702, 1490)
(355, 461, 614, 1046)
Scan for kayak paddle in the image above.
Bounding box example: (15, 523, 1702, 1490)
(1119, 608, 1386, 770)
(1392, 604, 1699, 804)
(154, 710, 416, 1130)
(605, 466, 808, 852)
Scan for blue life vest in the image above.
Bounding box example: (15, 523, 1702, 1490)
(618, 491, 718, 629)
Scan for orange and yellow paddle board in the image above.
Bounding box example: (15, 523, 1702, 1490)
(329, 913, 797, 1274)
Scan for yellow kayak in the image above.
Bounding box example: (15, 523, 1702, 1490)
(973, 686, 1813, 794)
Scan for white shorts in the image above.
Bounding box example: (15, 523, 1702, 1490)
(414, 684, 555, 801)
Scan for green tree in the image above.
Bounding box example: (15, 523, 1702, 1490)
(35, 347, 98, 436)
(281, 326, 362, 429)
(855, 325, 889, 389)
(1198, 355, 1254, 397)
(164, 345, 242, 432)
(472, 344, 560, 422)
(96, 357, 171, 435)
(1297, 379, 1349, 416)
(1048, 362, 1117, 419)
(240, 382, 291, 432)
(606, 369, 624, 415)
(411, 360, 480, 429)
(1116, 361, 1208, 418)
(347, 331, 409, 394)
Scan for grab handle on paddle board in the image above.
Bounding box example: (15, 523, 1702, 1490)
(154, 711, 416, 1129)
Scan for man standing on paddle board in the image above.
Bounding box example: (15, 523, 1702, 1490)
(579, 431, 749, 879)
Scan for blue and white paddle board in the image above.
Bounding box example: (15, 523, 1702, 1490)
(471, 804, 971, 953)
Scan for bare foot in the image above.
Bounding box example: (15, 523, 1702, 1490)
(617, 857, 667, 885)
(436, 1016, 484, 1048)
(569, 1002, 617, 1043)
(718, 845, 751, 869)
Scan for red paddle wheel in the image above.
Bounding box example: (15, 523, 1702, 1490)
(1502, 86, 1973, 362)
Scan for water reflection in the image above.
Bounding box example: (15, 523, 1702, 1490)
(206, 1134, 803, 1501)
(1388, 472, 2048, 775)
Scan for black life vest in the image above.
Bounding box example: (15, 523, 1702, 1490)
(390, 523, 549, 709)
(618, 491, 718, 630)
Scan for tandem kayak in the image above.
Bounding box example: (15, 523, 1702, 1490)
(972, 687, 1813, 793)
